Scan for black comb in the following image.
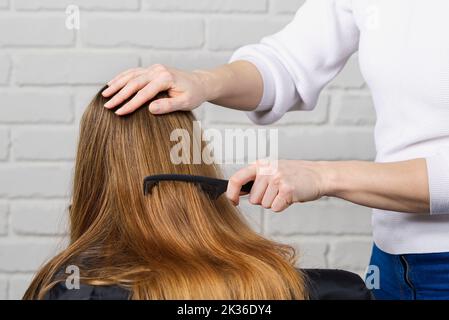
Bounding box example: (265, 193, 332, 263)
(143, 174, 254, 200)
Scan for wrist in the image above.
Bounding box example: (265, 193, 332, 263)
(317, 161, 342, 198)
(192, 69, 221, 102)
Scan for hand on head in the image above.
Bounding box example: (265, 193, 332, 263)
(102, 64, 209, 116)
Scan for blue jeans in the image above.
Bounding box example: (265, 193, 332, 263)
(367, 244, 449, 300)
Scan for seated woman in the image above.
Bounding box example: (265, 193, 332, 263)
(23, 87, 372, 300)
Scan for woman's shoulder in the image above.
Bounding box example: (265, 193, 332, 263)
(45, 269, 373, 300)
(45, 281, 130, 300)
(303, 269, 374, 300)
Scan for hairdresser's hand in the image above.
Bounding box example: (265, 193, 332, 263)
(227, 160, 330, 212)
(102, 65, 210, 116)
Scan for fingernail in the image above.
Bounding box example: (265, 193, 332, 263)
(115, 109, 123, 116)
(150, 104, 160, 113)
(104, 102, 111, 108)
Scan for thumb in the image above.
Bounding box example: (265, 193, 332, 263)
(226, 164, 257, 205)
(149, 97, 185, 114)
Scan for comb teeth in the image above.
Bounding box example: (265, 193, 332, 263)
(143, 180, 158, 196)
(199, 183, 222, 200)
(143, 174, 229, 199)
(143, 174, 254, 200)
(143, 179, 224, 199)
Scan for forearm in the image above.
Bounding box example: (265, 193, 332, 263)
(194, 60, 263, 111)
(323, 159, 430, 214)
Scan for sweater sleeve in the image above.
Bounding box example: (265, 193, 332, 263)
(426, 149, 449, 215)
(230, 0, 360, 125)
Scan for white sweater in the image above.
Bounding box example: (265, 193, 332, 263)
(230, 0, 449, 254)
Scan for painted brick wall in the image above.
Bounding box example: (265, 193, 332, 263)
(0, 0, 375, 299)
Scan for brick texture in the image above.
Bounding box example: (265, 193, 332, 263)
(0, 90, 73, 123)
(12, 128, 77, 160)
(0, 129, 8, 160)
(14, 53, 140, 85)
(14, 0, 140, 11)
(272, 0, 306, 14)
(208, 17, 290, 51)
(0, 0, 9, 9)
(0, 202, 7, 235)
(0, 165, 71, 198)
(144, 0, 267, 13)
(0, 15, 74, 47)
(82, 16, 204, 49)
(332, 92, 376, 125)
(0, 54, 11, 84)
(0, 241, 60, 272)
(10, 201, 68, 236)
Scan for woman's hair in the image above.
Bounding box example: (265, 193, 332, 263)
(24, 87, 307, 300)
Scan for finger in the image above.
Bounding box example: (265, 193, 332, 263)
(248, 175, 269, 205)
(103, 70, 147, 99)
(104, 75, 152, 111)
(226, 165, 257, 206)
(103, 69, 146, 98)
(114, 84, 154, 115)
(149, 96, 186, 114)
(107, 64, 165, 88)
(107, 68, 139, 85)
(271, 195, 290, 212)
(261, 181, 279, 209)
(115, 80, 168, 116)
(106, 68, 142, 86)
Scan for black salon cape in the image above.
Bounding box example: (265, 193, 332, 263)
(44, 269, 373, 300)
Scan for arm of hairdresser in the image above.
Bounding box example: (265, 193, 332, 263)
(102, 1, 433, 215)
(102, 61, 430, 214)
(102, 61, 263, 115)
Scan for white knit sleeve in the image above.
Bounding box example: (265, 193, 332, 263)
(230, 0, 360, 125)
(426, 149, 449, 215)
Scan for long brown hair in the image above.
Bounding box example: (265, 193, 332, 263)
(24, 87, 306, 299)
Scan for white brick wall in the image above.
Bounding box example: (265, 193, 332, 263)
(207, 17, 290, 51)
(143, 0, 268, 13)
(272, 0, 306, 14)
(0, 0, 375, 299)
(0, 15, 74, 47)
(0, 0, 9, 10)
(13, 0, 140, 11)
(10, 201, 68, 236)
(0, 90, 73, 123)
(0, 202, 7, 235)
(82, 16, 205, 49)
(0, 54, 11, 84)
(14, 53, 140, 85)
(12, 128, 77, 160)
(0, 128, 8, 160)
